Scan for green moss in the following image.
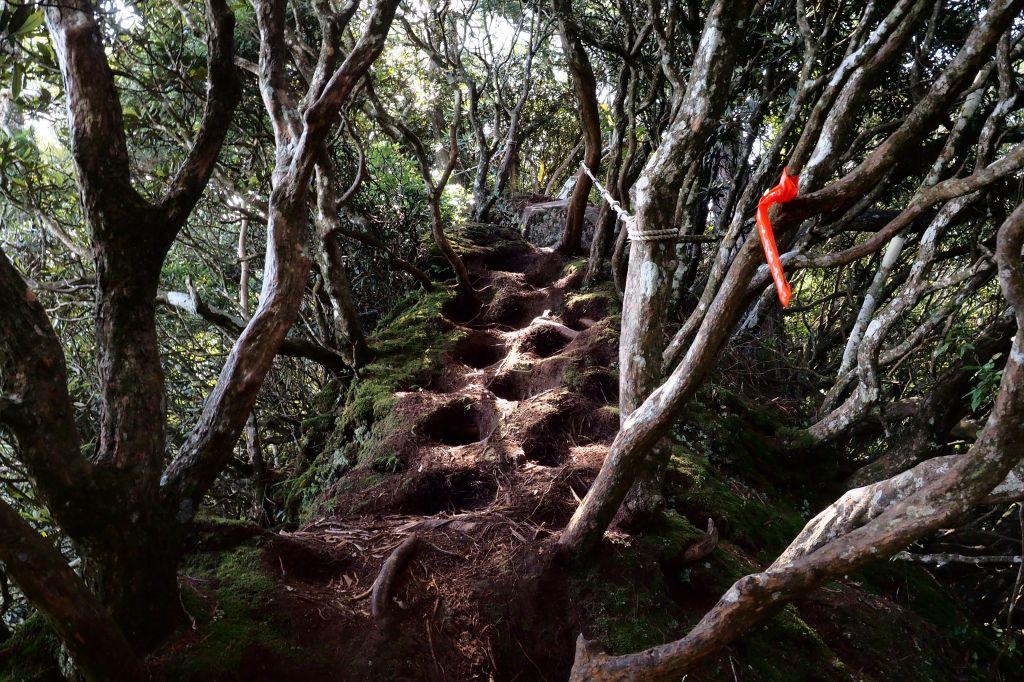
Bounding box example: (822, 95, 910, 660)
(565, 283, 621, 321)
(283, 289, 461, 519)
(571, 557, 681, 655)
(857, 561, 1022, 677)
(311, 377, 345, 413)
(342, 288, 459, 426)
(0, 614, 62, 682)
(774, 424, 820, 451)
(636, 509, 706, 559)
(737, 606, 849, 681)
(561, 258, 587, 278)
(665, 447, 804, 554)
(193, 511, 256, 528)
(561, 363, 583, 390)
(299, 412, 336, 433)
(170, 545, 288, 680)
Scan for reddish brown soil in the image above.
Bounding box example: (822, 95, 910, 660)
(166, 233, 615, 681)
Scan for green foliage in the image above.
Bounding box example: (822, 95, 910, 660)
(371, 451, 403, 473)
(858, 561, 1021, 679)
(965, 352, 1004, 413)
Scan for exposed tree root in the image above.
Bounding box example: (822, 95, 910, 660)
(680, 518, 718, 564)
(370, 533, 420, 621)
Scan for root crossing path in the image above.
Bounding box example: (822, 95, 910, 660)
(248, 226, 620, 681)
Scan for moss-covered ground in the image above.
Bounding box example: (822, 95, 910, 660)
(162, 545, 288, 680)
(281, 287, 461, 518)
(4, 229, 995, 679)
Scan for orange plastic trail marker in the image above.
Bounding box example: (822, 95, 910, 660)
(756, 169, 799, 307)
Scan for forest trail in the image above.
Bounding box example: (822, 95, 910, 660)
(158, 227, 996, 682)
(169, 227, 622, 681)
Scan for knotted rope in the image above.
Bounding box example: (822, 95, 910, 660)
(577, 163, 679, 242)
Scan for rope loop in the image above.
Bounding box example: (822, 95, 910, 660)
(577, 163, 680, 242)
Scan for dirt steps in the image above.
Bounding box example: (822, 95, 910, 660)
(235, 230, 620, 681)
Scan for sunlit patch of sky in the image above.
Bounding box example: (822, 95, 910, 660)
(110, 0, 142, 31)
(22, 1, 141, 148)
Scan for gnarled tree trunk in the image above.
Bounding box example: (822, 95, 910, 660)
(553, 0, 602, 255)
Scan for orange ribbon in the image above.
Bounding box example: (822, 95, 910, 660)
(756, 170, 799, 307)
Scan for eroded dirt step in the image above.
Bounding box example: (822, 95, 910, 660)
(508, 389, 619, 467)
(286, 226, 622, 679)
(451, 329, 507, 369)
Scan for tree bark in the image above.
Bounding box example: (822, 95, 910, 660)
(0, 499, 143, 681)
(30, 0, 241, 651)
(558, 0, 1024, 560)
(553, 0, 602, 255)
(568, 199, 1024, 682)
(0, 0, 398, 664)
(161, 0, 402, 519)
(618, 0, 753, 519)
(315, 157, 372, 368)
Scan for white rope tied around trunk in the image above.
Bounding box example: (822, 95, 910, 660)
(578, 162, 680, 242)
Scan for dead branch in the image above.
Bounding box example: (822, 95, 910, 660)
(893, 551, 1022, 566)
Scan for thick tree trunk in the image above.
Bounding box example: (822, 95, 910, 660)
(618, 0, 752, 519)
(31, 0, 242, 655)
(82, 530, 183, 651)
(162, 0, 401, 518)
(554, 0, 602, 255)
